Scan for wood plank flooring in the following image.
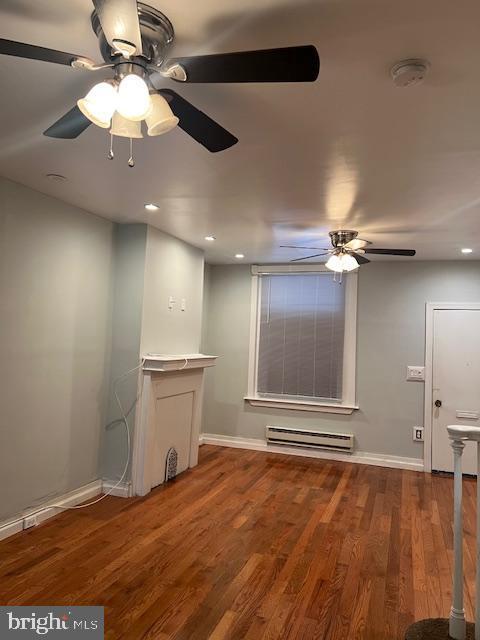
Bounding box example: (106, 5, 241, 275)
(0, 445, 476, 639)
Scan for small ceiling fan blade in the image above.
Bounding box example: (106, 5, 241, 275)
(364, 248, 416, 256)
(167, 45, 320, 83)
(290, 252, 328, 262)
(92, 0, 142, 55)
(0, 38, 82, 66)
(44, 106, 92, 139)
(280, 245, 329, 250)
(352, 253, 370, 265)
(158, 89, 238, 153)
(344, 238, 371, 251)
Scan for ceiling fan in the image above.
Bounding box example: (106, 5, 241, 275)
(281, 230, 416, 273)
(0, 0, 320, 163)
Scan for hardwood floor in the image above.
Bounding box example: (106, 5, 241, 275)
(0, 445, 476, 639)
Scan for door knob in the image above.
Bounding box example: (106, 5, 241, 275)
(435, 399, 442, 408)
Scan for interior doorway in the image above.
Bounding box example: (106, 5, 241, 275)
(425, 303, 480, 474)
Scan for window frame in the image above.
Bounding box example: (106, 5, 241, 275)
(245, 264, 359, 414)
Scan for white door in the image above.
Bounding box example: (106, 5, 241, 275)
(431, 309, 480, 474)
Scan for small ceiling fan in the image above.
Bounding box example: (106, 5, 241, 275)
(281, 230, 416, 272)
(0, 0, 320, 163)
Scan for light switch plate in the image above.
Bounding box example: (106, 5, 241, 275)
(407, 365, 425, 381)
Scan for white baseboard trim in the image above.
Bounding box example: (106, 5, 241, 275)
(101, 479, 132, 498)
(0, 478, 133, 543)
(200, 433, 424, 472)
(0, 480, 102, 542)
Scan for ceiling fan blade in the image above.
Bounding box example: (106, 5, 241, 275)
(290, 252, 329, 262)
(158, 89, 238, 153)
(344, 238, 371, 251)
(167, 45, 320, 83)
(280, 245, 329, 250)
(44, 106, 92, 139)
(0, 38, 83, 66)
(364, 248, 416, 256)
(92, 0, 142, 55)
(351, 253, 370, 265)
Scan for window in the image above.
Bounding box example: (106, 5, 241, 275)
(246, 265, 358, 414)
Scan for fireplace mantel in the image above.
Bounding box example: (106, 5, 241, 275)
(142, 353, 217, 372)
(131, 354, 216, 496)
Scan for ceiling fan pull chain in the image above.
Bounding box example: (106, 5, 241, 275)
(128, 138, 135, 167)
(107, 133, 114, 160)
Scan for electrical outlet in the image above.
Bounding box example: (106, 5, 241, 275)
(23, 515, 38, 529)
(413, 426, 424, 442)
(407, 366, 425, 381)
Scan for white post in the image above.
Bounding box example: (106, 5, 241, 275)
(476, 441, 480, 640)
(450, 438, 466, 640)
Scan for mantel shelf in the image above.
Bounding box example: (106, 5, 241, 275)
(142, 354, 217, 373)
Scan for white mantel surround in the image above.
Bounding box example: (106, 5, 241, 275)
(131, 354, 217, 496)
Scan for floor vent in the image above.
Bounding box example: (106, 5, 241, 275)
(266, 426, 354, 453)
(165, 447, 178, 481)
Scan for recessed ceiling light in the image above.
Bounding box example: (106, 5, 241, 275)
(144, 203, 159, 211)
(205, 235, 216, 242)
(461, 248, 473, 254)
(46, 173, 67, 182)
(235, 253, 245, 259)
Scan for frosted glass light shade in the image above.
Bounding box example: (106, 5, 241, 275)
(145, 94, 179, 136)
(340, 253, 359, 271)
(326, 253, 359, 273)
(110, 112, 143, 138)
(116, 74, 151, 121)
(77, 81, 118, 128)
(325, 254, 343, 273)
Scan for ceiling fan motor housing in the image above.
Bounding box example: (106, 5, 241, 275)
(91, 2, 175, 67)
(329, 230, 358, 248)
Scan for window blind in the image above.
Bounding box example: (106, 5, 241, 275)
(257, 273, 345, 401)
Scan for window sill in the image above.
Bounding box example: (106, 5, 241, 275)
(244, 396, 359, 414)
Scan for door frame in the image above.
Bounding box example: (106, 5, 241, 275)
(424, 302, 480, 472)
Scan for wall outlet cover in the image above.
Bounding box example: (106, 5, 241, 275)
(413, 426, 424, 442)
(407, 365, 425, 381)
(23, 515, 38, 529)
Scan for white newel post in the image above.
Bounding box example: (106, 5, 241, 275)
(450, 436, 466, 640)
(477, 440, 480, 640)
(405, 426, 480, 639)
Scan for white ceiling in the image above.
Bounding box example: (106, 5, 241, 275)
(1, 0, 480, 263)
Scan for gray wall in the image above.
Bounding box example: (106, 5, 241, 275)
(201, 264, 211, 353)
(102, 225, 147, 482)
(0, 179, 205, 518)
(202, 262, 480, 460)
(103, 224, 205, 482)
(141, 226, 204, 354)
(0, 178, 114, 521)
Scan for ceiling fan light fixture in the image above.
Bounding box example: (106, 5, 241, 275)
(110, 112, 143, 138)
(145, 94, 179, 136)
(116, 74, 151, 122)
(77, 80, 118, 128)
(326, 252, 359, 273)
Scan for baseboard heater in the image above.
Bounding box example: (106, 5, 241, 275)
(265, 425, 354, 453)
